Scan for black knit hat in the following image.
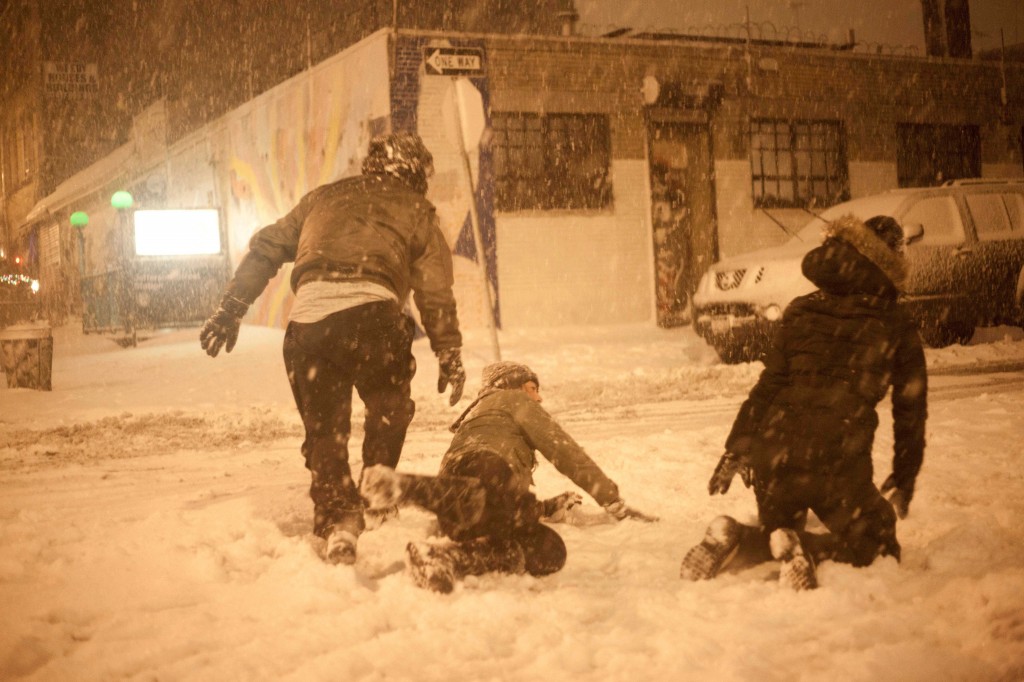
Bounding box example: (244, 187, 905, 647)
(481, 361, 539, 390)
(864, 215, 904, 252)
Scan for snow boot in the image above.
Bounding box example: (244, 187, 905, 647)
(406, 541, 459, 594)
(680, 515, 743, 580)
(770, 528, 817, 591)
(325, 528, 358, 565)
(405, 538, 526, 594)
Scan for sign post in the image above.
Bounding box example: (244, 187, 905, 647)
(424, 47, 498, 360)
(450, 79, 500, 362)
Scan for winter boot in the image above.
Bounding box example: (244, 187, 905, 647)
(680, 515, 743, 580)
(321, 511, 364, 565)
(405, 538, 526, 593)
(406, 541, 459, 593)
(325, 528, 358, 565)
(770, 528, 817, 591)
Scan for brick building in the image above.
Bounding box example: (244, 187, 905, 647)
(1, 2, 1022, 333)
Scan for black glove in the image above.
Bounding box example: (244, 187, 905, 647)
(436, 348, 466, 406)
(200, 295, 249, 357)
(880, 474, 913, 519)
(708, 451, 753, 495)
(540, 491, 583, 523)
(603, 499, 658, 523)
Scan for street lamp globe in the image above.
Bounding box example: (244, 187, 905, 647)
(110, 191, 134, 210)
(70, 211, 89, 229)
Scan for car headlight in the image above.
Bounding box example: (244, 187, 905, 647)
(763, 304, 782, 321)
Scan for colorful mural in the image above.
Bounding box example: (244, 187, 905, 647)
(219, 33, 391, 328)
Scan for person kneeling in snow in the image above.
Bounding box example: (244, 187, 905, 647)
(360, 361, 656, 593)
(680, 215, 927, 590)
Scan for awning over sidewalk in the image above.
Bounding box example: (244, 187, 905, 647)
(21, 143, 134, 227)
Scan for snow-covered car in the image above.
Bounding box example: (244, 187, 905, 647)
(693, 179, 1024, 363)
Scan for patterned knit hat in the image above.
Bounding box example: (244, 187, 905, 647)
(481, 361, 539, 390)
(361, 132, 434, 194)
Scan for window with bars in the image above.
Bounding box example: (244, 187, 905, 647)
(749, 119, 849, 209)
(896, 124, 980, 188)
(491, 112, 612, 211)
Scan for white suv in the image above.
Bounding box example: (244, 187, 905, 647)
(692, 179, 1024, 363)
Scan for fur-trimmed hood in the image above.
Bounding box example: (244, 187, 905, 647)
(824, 215, 908, 289)
(801, 214, 908, 298)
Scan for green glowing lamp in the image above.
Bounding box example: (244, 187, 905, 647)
(110, 190, 134, 210)
(70, 211, 90, 229)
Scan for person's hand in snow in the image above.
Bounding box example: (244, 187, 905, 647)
(708, 451, 753, 495)
(436, 348, 466, 406)
(880, 474, 912, 519)
(604, 499, 658, 523)
(200, 295, 249, 357)
(540, 491, 583, 523)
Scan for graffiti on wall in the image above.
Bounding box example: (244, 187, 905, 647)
(221, 34, 391, 328)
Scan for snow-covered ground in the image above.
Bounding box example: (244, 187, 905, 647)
(2, 320, 1024, 681)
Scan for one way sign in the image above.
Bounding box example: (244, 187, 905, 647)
(423, 47, 485, 76)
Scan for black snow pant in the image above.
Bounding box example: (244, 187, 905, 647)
(400, 451, 568, 578)
(283, 301, 417, 539)
(734, 458, 901, 569)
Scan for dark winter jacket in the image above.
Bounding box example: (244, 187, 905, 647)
(442, 388, 621, 506)
(224, 174, 461, 352)
(725, 215, 927, 497)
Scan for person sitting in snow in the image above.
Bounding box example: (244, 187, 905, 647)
(680, 214, 928, 590)
(360, 361, 656, 593)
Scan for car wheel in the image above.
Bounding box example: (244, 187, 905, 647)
(918, 319, 975, 348)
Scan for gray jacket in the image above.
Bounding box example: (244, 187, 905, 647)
(443, 387, 620, 505)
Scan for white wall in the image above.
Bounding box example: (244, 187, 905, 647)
(714, 159, 805, 257)
(495, 159, 653, 328)
(715, 158, 914, 260)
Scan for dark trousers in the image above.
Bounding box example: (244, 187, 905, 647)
(283, 302, 416, 538)
(403, 452, 567, 577)
(749, 462, 900, 567)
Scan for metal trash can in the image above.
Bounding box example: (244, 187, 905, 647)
(0, 323, 53, 390)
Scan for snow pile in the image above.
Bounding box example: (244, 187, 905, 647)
(1, 321, 1023, 681)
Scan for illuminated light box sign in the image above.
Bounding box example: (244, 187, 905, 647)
(133, 209, 221, 256)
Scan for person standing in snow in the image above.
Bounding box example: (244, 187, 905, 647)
(360, 361, 656, 593)
(680, 215, 927, 590)
(199, 132, 466, 565)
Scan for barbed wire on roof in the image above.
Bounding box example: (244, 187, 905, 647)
(578, 20, 922, 57)
(852, 41, 922, 57)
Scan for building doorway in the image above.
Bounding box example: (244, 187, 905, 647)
(647, 120, 717, 327)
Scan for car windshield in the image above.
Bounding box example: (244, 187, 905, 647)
(790, 194, 911, 244)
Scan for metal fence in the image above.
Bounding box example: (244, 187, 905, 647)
(81, 257, 228, 342)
